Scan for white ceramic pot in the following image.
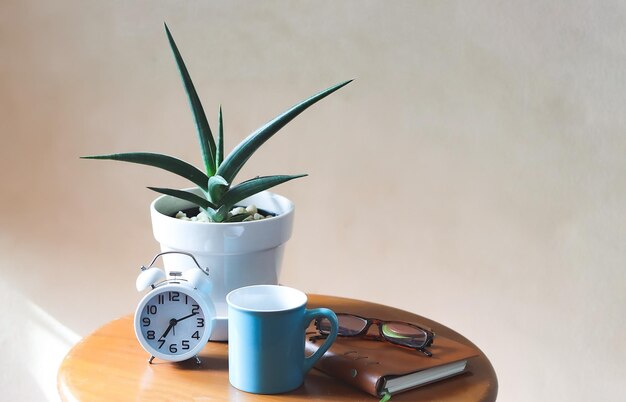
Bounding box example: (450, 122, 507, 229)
(150, 188, 295, 340)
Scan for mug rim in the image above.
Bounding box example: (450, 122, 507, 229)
(226, 285, 307, 313)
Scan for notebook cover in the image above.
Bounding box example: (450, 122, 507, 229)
(305, 326, 480, 397)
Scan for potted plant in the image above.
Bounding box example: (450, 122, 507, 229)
(83, 24, 351, 340)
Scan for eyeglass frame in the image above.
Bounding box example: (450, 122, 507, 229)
(313, 313, 436, 357)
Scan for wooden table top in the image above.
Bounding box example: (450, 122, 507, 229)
(58, 294, 497, 401)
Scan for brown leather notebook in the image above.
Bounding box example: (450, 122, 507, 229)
(305, 328, 479, 397)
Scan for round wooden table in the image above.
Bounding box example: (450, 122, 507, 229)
(58, 294, 497, 401)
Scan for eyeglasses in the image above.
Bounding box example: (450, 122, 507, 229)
(314, 313, 435, 356)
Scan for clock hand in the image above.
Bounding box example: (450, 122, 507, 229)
(159, 313, 197, 340)
(175, 312, 198, 323)
(159, 318, 177, 339)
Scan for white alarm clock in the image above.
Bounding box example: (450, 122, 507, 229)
(134, 251, 216, 364)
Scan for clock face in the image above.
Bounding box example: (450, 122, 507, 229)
(136, 287, 209, 361)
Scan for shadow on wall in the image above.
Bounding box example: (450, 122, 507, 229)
(0, 279, 80, 401)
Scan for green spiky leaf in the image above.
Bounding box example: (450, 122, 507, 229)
(147, 187, 216, 211)
(216, 105, 224, 168)
(216, 80, 352, 184)
(164, 23, 216, 176)
(81, 153, 210, 191)
(225, 212, 253, 223)
(207, 175, 229, 204)
(219, 174, 307, 211)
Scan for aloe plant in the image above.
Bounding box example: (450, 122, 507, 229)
(83, 24, 351, 222)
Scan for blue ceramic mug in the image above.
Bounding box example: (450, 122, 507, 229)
(227, 285, 338, 394)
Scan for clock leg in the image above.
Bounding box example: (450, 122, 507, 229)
(194, 355, 201, 365)
(148, 356, 155, 364)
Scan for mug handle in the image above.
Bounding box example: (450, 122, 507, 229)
(302, 308, 338, 374)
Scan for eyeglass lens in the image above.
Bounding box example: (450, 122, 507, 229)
(317, 315, 429, 348)
(318, 315, 368, 336)
(381, 322, 428, 347)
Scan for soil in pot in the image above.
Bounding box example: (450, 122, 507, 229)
(174, 205, 276, 222)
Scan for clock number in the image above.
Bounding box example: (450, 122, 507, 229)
(185, 294, 189, 304)
(146, 330, 155, 340)
(146, 305, 157, 315)
(192, 331, 200, 340)
(157, 294, 164, 304)
(169, 291, 180, 302)
(191, 304, 200, 314)
(182, 340, 190, 350)
(197, 318, 204, 327)
(142, 317, 151, 327)
(169, 343, 178, 353)
(158, 339, 165, 349)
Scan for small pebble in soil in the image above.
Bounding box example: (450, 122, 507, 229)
(175, 205, 267, 222)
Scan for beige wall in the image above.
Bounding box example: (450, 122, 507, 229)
(1, 1, 625, 400)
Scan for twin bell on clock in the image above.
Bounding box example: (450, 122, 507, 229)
(133, 251, 216, 364)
